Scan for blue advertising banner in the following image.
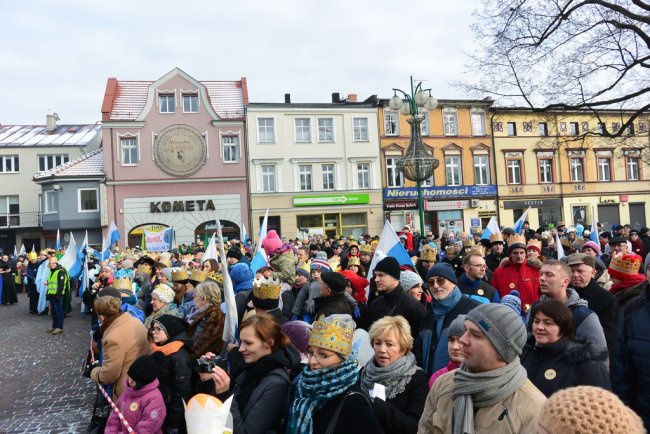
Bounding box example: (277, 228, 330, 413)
(384, 185, 497, 200)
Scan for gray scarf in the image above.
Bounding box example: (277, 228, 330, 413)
(360, 352, 419, 400)
(451, 359, 527, 434)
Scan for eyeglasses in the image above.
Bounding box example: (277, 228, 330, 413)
(429, 277, 448, 286)
(306, 351, 336, 361)
(151, 327, 163, 334)
(469, 263, 487, 269)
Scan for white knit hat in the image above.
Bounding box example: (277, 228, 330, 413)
(400, 270, 423, 291)
(151, 285, 175, 304)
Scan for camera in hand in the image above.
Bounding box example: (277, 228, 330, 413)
(197, 356, 227, 373)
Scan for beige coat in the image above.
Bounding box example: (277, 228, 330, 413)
(418, 370, 546, 434)
(90, 312, 150, 398)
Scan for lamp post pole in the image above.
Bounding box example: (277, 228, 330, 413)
(391, 76, 439, 238)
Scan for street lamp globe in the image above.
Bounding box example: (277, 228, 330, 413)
(389, 95, 403, 110)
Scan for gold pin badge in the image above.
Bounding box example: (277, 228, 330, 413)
(509, 283, 516, 289)
(477, 289, 485, 296)
(130, 402, 139, 411)
(544, 369, 557, 380)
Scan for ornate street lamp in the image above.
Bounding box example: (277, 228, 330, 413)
(389, 76, 439, 236)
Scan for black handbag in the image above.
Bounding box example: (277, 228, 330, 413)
(86, 385, 110, 434)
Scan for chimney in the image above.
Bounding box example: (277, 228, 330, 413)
(347, 94, 358, 103)
(284, 93, 291, 103)
(331, 92, 341, 103)
(46, 113, 57, 132)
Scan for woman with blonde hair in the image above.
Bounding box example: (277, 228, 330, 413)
(186, 281, 225, 358)
(360, 315, 428, 434)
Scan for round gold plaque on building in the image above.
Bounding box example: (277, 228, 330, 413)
(153, 124, 207, 177)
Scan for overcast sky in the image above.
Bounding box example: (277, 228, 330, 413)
(1, 0, 481, 125)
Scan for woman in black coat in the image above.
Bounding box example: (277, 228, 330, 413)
(521, 299, 610, 397)
(360, 315, 428, 434)
(149, 314, 195, 433)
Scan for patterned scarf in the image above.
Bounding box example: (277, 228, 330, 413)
(287, 360, 359, 434)
(360, 352, 419, 400)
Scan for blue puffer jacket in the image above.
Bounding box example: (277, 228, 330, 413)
(614, 284, 650, 429)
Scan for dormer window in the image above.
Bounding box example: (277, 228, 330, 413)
(183, 93, 198, 113)
(159, 93, 175, 113)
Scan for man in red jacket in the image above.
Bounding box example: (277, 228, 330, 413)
(491, 234, 540, 312)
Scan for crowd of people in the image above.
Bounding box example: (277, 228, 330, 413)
(13, 221, 650, 433)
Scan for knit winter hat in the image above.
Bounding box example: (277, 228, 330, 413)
(310, 258, 332, 272)
(465, 303, 527, 363)
(447, 314, 466, 338)
(230, 262, 253, 293)
(154, 314, 188, 339)
(581, 240, 601, 255)
(426, 262, 458, 285)
(121, 259, 134, 270)
(373, 257, 401, 280)
(608, 254, 643, 280)
(399, 270, 423, 291)
(538, 386, 644, 434)
(321, 271, 347, 293)
(282, 320, 312, 354)
(226, 247, 242, 260)
(127, 355, 159, 388)
(151, 284, 175, 304)
(96, 286, 122, 300)
(295, 268, 311, 280)
(500, 290, 522, 314)
(161, 267, 173, 282)
(262, 230, 283, 256)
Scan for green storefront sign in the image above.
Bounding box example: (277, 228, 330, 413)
(293, 193, 370, 207)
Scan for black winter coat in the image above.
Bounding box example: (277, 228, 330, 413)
(614, 285, 650, 429)
(367, 368, 428, 434)
(457, 273, 500, 303)
(314, 293, 352, 318)
(521, 336, 610, 398)
(312, 384, 384, 434)
(368, 286, 427, 338)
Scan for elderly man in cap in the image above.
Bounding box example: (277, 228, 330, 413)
(414, 263, 481, 377)
(491, 234, 541, 310)
(368, 257, 427, 338)
(568, 253, 619, 367)
(418, 303, 546, 434)
(603, 235, 630, 267)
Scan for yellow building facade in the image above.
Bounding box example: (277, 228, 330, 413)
(380, 99, 496, 236)
(492, 109, 650, 230)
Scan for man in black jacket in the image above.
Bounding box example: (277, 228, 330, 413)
(368, 257, 426, 338)
(457, 252, 500, 303)
(568, 253, 619, 365)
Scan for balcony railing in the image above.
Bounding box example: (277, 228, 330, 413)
(0, 212, 41, 228)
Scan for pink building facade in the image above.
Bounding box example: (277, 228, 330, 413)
(101, 68, 249, 246)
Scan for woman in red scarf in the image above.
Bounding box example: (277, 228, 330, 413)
(608, 254, 646, 307)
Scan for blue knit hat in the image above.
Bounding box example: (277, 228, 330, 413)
(426, 262, 458, 285)
(230, 263, 253, 293)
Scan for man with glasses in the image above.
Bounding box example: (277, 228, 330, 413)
(413, 262, 480, 377)
(492, 234, 541, 312)
(458, 253, 500, 303)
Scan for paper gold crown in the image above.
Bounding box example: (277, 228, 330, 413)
(347, 256, 361, 267)
(207, 270, 223, 286)
(136, 263, 152, 275)
(445, 246, 456, 254)
(609, 254, 642, 277)
(468, 245, 487, 257)
(359, 244, 373, 255)
(309, 315, 355, 357)
(489, 232, 504, 243)
(252, 276, 281, 300)
(526, 239, 542, 250)
(113, 277, 133, 291)
(509, 234, 527, 246)
(189, 269, 207, 283)
(172, 269, 189, 282)
(27, 251, 38, 261)
(420, 245, 437, 262)
(463, 239, 474, 248)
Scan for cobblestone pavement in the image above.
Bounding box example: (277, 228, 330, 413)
(0, 293, 96, 433)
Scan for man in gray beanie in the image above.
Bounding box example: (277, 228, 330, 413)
(418, 303, 546, 434)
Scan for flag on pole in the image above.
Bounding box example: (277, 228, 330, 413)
(481, 217, 501, 240)
(55, 229, 61, 250)
(78, 231, 89, 296)
(589, 206, 599, 243)
(241, 223, 248, 244)
(19, 244, 26, 256)
(36, 259, 50, 313)
(216, 218, 239, 343)
(59, 232, 83, 280)
(250, 209, 269, 275)
(101, 220, 121, 260)
(366, 220, 414, 299)
(203, 233, 218, 263)
(555, 232, 565, 260)
(13, 246, 17, 258)
(513, 207, 532, 234)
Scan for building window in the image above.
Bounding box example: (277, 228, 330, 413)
(386, 157, 403, 187)
(597, 123, 605, 134)
(507, 122, 517, 136)
(261, 165, 276, 192)
(384, 110, 400, 135)
(44, 190, 57, 214)
(223, 136, 239, 163)
(318, 118, 334, 142)
(507, 158, 522, 184)
(39, 154, 69, 172)
(626, 123, 635, 136)
(626, 154, 640, 180)
(299, 165, 312, 191)
(445, 155, 462, 186)
(78, 188, 99, 212)
(570, 157, 584, 182)
(120, 137, 138, 165)
(295, 118, 311, 143)
(471, 111, 486, 136)
(442, 108, 458, 136)
(258, 118, 276, 143)
(597, 157, 611, 181)
(539, 158, 553, 183)
(419, 112, 430, 136)
(353, 118, 369, 141)
(0, 155, 19, 173)
(421, 174, 434, 187)
(473, 155, 489, 185)
(322, 164, 335, 190)
(357, 163, 370, 189)
(182, 93, 199, 113)
(539, 123, 548, 136)
(159, 93, 175, 113)
(570, 122, 579, 136)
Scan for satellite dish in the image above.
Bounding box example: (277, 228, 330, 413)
(53, 113, 60, 121)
